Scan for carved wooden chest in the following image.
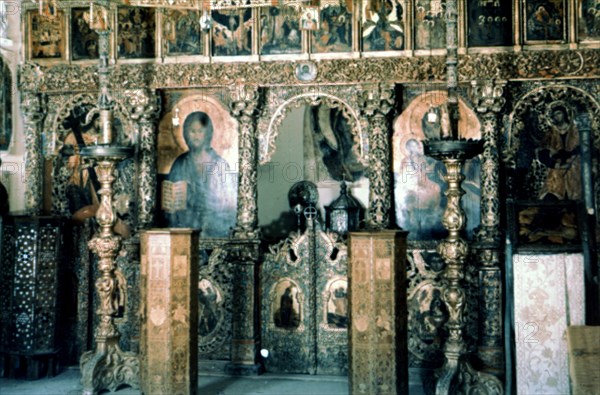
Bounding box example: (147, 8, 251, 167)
(140, 229, 199, 395)
(348, 230, 408, 395)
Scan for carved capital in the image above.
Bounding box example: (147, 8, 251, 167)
(470, 80, 507, 114)
(357, 84, 395, 117)
(17, 62, 44, 93)
(228, 239, 261, 264)
(229, 84, 260, 120)
(126, 89, 160, 123)
(21, 92, 45, 119)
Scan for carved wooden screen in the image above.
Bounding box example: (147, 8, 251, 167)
(261, 221, 348, 375)
(197, 240, 233, 361)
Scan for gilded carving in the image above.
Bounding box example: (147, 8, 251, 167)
(80, 156, 140, 395)
(263, 223, 348, 375)
(196, 243, 234, 360)
(358, 84, 395, 230)
(422, 144, 503, 393)
(12, 5, 600, 389)
(18, 50, 600, 95)
(230, 84, 261, 239)
(470, 79, 505, 373)
(22, 92, 45, 214)
(407, 248, 448, 367)
(79, 343, 140, 393)
(125, 89, 160, 229)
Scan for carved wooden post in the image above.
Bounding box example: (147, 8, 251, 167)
(471, 79, 506, 375)
(471, 80, 505, 243)
(22, 92, 45, 214)
(140, 229, 199, 395)
(358, 84, 395, 230)
(127, 89, 160, 230)
(229, 84, 261, 239)
(348, 230, 409, 395)
(227, 84, 263, 374)
(226, 240, 262, 375)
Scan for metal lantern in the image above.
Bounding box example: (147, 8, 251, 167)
(325, 181, 362, 235)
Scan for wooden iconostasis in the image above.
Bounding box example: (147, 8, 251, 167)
(16, 77, 600, 371)
(19, 0, 600, 63)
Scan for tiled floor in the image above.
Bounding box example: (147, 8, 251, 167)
(0, 366, 430, 394)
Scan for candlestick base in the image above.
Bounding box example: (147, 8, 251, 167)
(436, 356, 503, 395)
(80, 338, 139, 395)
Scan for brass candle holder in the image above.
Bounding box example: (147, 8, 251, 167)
(422, 0, 504, 392)
(79, 147, 138, 395)
(424, 139, 497, 395)
(79, 6, 139, 393)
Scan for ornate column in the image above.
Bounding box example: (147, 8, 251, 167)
(229, 84, 261, 239)
(358, 84, 395, 230)
(471, 80, 506, 243)
(471, 80, 507, 375)
(127, 89, 160, 230)
(225, 239, 262, 375)
(226, 84, 263, 375)
(22, 92, 45, 214)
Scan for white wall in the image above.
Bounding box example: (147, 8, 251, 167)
(257, 106, 305, 239)
(1, 0, 26, 213)
(257, 105, 369, 240)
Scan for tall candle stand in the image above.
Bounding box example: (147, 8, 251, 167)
(424, 140, 504, 395)
(422, 0, 504, 393)
(79, 147, 137, 395)
(79, 3, 139, 393)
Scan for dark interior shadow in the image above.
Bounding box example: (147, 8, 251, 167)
(260, 211, 298, 245)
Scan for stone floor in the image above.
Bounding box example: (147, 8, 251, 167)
(0, 367, 345, 395)
(0, 366, 430, 394)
